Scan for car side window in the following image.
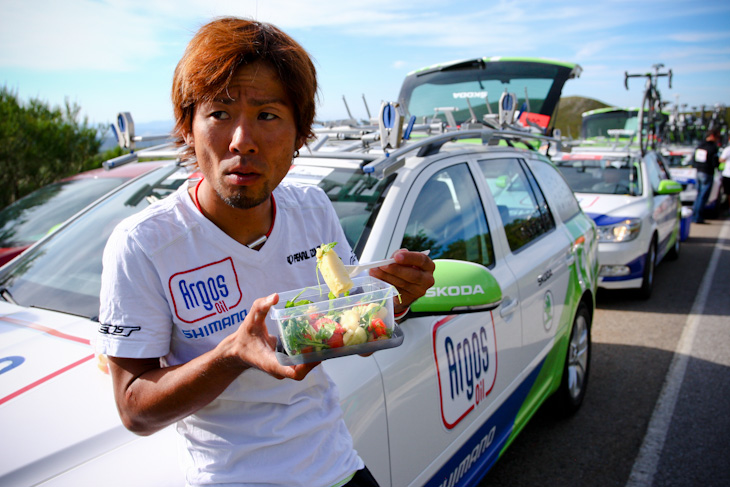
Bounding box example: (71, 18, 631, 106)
(478, 158, 555, 252)
(528, 157, 581, 222)
(644, 153, 662, 192)
(655, 154, 672, 180)
(401, 163, 494, 267)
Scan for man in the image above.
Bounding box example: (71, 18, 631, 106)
(691, 128, 721, 223)
(95, 17, 434, 487)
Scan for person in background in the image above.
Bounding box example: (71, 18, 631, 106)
(691, 128, 721, 223)
(719, 142, 730, 215)
(95, 17, 434, 487)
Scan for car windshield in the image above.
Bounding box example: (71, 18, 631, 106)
(0, 177, 127, 248)
(0, 162, 393, 319)
(581, 111, 639, 139)
(398, 59, 576, 127)
(663, 152, 693, 167)
(284, 164, 394, 255)
(581, 110, 669, 140)
(0, 164, 190, 319)
(554, 156, 642, 196)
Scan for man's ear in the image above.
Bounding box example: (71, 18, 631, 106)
(295, 136, 306, 152)
(183, 131, 195, 147)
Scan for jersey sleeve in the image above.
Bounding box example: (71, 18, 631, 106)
(95, 223, 173, 359)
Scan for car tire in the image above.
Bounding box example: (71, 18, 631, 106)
(550, 302, 591, 417)
(666, 226, 681, 261)
(638, 238, 656, 300)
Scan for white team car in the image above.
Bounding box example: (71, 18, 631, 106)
(0, 59, 598, 487)
(552, 146, 682, 299)
(662, 145, 725, 216)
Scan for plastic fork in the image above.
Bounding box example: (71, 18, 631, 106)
(344, 250, 430, 277)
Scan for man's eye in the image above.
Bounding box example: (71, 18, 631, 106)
(260, 112, 278, 121)
(211, 111, 230, 120)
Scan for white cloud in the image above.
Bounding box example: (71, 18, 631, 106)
(2, 0, 728, 123)
(0, 0, 175, 71)
(668, 31, 730, 43)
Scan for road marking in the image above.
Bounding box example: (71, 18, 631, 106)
(626, 219, 730, 487)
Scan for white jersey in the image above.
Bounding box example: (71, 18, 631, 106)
(721, 146, 730, 178)
(96, 181, 363, 487)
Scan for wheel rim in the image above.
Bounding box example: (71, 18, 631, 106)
(567, 314, 589, 400)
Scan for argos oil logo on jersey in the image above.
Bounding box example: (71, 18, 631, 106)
(433, 314, 498, 429)
(169, 257, 242, 323)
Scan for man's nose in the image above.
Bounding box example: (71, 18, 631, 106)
(229, 117, 258, 154)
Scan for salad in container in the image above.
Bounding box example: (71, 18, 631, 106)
(270, 243, 403, 365)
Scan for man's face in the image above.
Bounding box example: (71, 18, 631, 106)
(185, 61, 302, 210)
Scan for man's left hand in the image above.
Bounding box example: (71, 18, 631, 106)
(368, 248, 435, 315)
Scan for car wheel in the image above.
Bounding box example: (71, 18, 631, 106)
(551, 302, 591, 417)
(638, 238, 656, 300)
(666, 226, 680, 261)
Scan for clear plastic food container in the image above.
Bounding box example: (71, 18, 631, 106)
(271, 276, 403, 365)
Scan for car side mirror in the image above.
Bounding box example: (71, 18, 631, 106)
(408, 259, 503, 318)
(656, 179, 682, 195)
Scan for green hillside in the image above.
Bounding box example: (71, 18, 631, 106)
(552, 96, 610, 140)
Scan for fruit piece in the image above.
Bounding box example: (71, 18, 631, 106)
(316, 242, 353, 297)
(368, 318, 388, 338)
(340, 308, 361, 332)
(327, 332, 345, 348)
(344, 326, 368, 346)
(313, 316, 337, 333)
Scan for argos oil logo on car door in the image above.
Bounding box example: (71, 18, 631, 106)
(169, 257, 242, 323)
(433, 314, 497, 429)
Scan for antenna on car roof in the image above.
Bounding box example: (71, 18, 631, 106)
(362, 94, 372, 120)
(499, 91, 517, 128)
(111, 112, 171, 152)
(379, 101, 405, 150)
(104, 112, 181, 170)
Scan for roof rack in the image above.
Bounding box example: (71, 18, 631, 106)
(103, 112, 184, 170)
(303, 99, 562, 179)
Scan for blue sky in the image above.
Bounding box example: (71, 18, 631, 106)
(1, 0, 729, 135)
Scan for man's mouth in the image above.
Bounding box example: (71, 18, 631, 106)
(226, 171, 260, 185)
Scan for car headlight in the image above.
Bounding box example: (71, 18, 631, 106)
(597, 218, 641, 242)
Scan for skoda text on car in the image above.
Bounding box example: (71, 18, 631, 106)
(553, 146, 681, 299)
(0, 59, 598, 486)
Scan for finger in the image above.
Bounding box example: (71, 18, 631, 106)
(290, 361, 321, 380)
(248, 293, 279, 328)
(370, 265, 434, 305)
(392, 249, 435, 272)
(370, 264, 433, 292)
(267, 360, 320, 381)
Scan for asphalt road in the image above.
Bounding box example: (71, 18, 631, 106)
(479, 214, 730, 487)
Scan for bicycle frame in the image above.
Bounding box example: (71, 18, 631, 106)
(624, 64, 672, 155)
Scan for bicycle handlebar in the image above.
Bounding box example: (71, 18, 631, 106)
(624, 69, 673, 90)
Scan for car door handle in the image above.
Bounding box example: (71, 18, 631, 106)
(565, 250, 575, 266)
(499, 297, 519, 318)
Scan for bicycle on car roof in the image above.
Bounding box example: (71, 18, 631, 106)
(624, 63, 672, 155)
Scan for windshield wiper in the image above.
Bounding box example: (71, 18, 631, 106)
(0, 287, 18, 305)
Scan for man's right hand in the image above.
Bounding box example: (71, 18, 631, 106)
(224, 293, 320, 381)
(107, 294, 318, 436)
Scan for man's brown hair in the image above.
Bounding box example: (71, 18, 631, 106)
(172, 17, 318, 160)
